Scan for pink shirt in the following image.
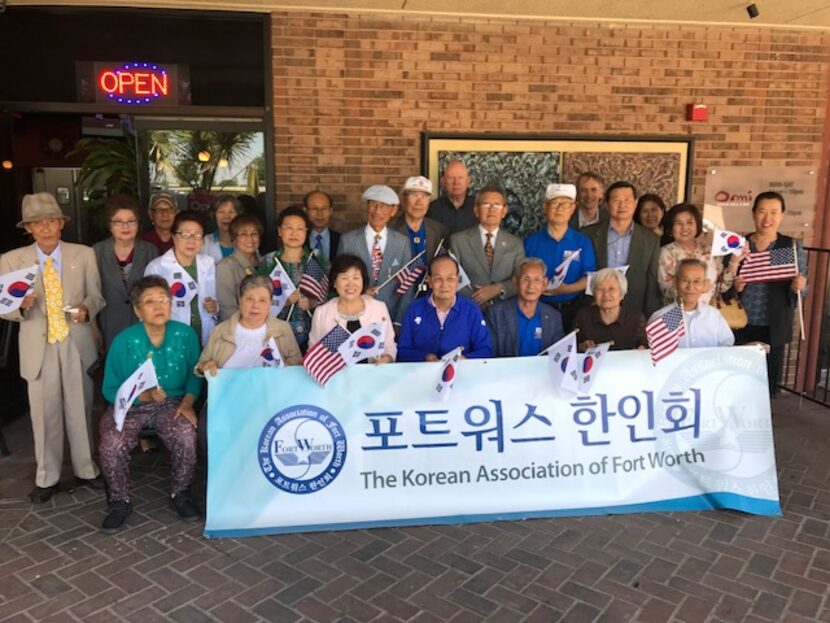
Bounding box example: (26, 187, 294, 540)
(309, 295, 397, 360)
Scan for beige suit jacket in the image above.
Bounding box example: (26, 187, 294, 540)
(0, 242, 105, 381)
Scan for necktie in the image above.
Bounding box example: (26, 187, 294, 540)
(484, 233, 495, 269)
(43, 257, 69, 343)
(315, 233, 323, 252)
(371, 234, 383, 285)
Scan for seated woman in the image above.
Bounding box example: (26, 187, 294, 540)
(145, 210, 218, 346)
(657, 203, 741, 306)
(216, 214, 263, 321)
(195, 274, 302, 453)
(309, 254, 396, 363)
(99, 276, 202, 533)
(573, 268, 648, 351)
(202, 194, 240, 262)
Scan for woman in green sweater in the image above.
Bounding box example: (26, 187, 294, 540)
(98, 275, 203, 533)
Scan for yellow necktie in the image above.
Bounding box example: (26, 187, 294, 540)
(43, 257, 69, 343)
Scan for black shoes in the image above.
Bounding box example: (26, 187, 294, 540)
(170, 489, 201, 522)
(102, 501, 132, 533)
(28, 485, 59, 504)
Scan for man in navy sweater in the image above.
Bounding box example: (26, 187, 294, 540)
(398, 255, 492, 362)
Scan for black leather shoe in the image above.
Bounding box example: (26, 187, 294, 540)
(28, 485, 59, 504)
(102, 501, 132, 534)
(170, 489, 200, 522)
(75, 475, 106, 491)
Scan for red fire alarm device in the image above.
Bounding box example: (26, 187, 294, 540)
(687, 104, 708, 122)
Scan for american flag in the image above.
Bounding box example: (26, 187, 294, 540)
(299, 254, 329, 303)
(646, 304, 686, 365)
(739, 247, 798, 284)
(395, 253, 427, 296)
(303, 325, 351, 386)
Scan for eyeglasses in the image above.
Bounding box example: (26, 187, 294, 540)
(111, 219, 138, 227)
(175, 232, 204, 241)
(477, 202, 505, 210)
(307, 207, 331, 213)
(235, 232, 261, 239)
(151, 207, 177, 215)
(546, 200, 574, 210)
(139, 296, 171, 306)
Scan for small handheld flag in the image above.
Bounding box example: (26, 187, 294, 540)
(298, 255, 329, 304)
(113, 358, 159, 431)
(269, 259, 297, 316)
(338, 322, 386, 364)
(0, 264, 37, 313)
(738, 247, 798, 284)
(711, 229, 747, 257)
(259, 337, 285, 368)
(544, 331, 579, 394)
(547, 249, 581, 291)
(646, 304, 686, 365)
(395, 253, 427, 296)
(576, 342, 611, 393)
(303, 325, 350, 386)
(447, 251, 471, 291)
(434, 346, 463, 401)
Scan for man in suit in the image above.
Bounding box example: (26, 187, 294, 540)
(486, 258, 564, 357)
(391, 176, 450, 261)
(304, 190, 340, 263)
(0, 193, 106, 502)
(570, 171, 609, 231)
(427, 160, 477, 234)
(450, 184, 525, 307)
(583, 181, 662, 317)
(337, 185, 413, 322)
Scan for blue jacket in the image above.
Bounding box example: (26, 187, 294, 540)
(398, 296, 493, 362)
(485, 298, 564, 357)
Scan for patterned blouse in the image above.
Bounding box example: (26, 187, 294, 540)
(657, 235, 737, 305)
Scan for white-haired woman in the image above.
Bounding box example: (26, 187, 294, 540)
(573, 268, 647, 351)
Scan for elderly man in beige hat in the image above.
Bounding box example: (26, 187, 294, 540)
(141, 191, 179, 254)
(0, 193, 105, 502)
(391, 176, 450, 263)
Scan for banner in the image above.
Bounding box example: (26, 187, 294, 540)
(205, 346, 779, 538)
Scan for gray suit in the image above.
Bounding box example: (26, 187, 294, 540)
(93, 238, 158, 349)
(449, 226, 525, 300)
(583, 221, 662, 317)
(0, 242, 105, 487)
(337, 226, 413, 322)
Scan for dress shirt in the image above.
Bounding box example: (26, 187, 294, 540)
(36, 243, 62, 276)
(311, 228, 331, 259)
(479, 226, 500, 248)
(364, 225, 389, 254)
(607, 222, 634, 268)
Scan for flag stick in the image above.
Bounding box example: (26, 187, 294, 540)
(375, 250, 428, 292)
(792, 239, 805, 341)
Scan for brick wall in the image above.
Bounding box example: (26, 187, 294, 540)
(271, 12, 830, 233)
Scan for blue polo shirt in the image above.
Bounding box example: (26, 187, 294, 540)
(516, 304, 543, 356)
(523, 227, 596, 304)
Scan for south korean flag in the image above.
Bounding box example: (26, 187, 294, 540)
(166, 267, 198, 310)
(711, 229, 747, 257)
(338, 322, 386, 365)
(433, 346, 464, 402)
(0, 264, 38, 313)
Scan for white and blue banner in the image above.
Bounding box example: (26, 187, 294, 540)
(204, 345, 780, 538)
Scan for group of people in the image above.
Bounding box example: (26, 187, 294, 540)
(0, 158, 806, 533)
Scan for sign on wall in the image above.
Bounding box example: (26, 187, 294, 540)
(704, 166, 817, 243)
(76, 61, 191, 106)
(205, 347, 779, 538)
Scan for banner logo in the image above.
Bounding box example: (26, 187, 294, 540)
(258, 405, 347, 494)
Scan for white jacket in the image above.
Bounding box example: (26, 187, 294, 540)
(145, 248, 218, 345)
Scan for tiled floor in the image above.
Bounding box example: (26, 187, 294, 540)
(1, 394, 829, 622)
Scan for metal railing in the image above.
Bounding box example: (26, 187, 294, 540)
(781, 246, 830, 406)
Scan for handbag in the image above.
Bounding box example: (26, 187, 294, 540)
(711, 267, 747, 330)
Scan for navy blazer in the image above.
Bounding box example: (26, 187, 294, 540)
(485, 298, 564, 357)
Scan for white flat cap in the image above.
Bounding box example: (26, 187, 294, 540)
(362, 184, 400, 205)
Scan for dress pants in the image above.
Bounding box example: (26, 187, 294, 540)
(27, 339, 98, 487)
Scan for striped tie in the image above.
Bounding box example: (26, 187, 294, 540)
(371, 234, 383, 284)
(43, 257, 69, 343)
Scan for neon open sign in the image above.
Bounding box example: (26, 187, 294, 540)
(98, 63, 169, 105)
(76, 61, 191, 106)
